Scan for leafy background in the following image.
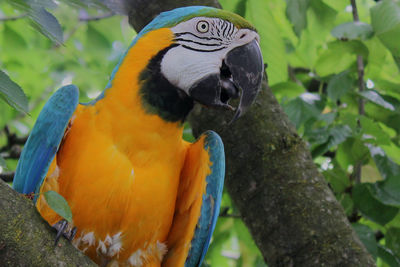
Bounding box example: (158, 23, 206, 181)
(1, 0, 400, 266)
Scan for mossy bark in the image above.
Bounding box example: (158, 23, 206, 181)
(124, 0, 221, 30)
(190, 78, 376, 266)
(0, 181, 96, 267)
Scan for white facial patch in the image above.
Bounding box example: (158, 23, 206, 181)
(160, 17, 259, 93)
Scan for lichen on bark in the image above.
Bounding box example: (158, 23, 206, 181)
(0, 181, 96, 267)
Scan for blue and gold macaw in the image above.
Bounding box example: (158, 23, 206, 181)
(13, 6, 263, 267)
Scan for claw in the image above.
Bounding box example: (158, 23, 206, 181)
(53, 220, 77, 246)
(68, 226, 77, 241)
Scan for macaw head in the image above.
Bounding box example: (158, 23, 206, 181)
(155, 7, 263, 122)
(110, 6, 263, 122)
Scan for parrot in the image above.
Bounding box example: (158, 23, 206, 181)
(13, 6, 263, 267)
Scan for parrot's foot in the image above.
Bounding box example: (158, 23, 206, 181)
(53, 219, 77, 246)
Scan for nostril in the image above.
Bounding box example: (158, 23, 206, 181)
(220, 61, 231, 79)
(240, 33, 246, 39)
(220, 88, 230, 103)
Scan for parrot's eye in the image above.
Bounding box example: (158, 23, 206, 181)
(196, 21, 209, 33)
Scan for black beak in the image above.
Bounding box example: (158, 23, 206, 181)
(188, 39, 263, 122)
(224, 39, 263, 122)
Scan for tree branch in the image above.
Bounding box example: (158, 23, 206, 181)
(0, 127, 25, 162)
(125, 0, 221, 30)
(350, 0, 366, 184)
(288, 65, 305, 87)
(0, 180, 96, 266)
(350, 0, 360, 21)
(1, 126, 27, 149)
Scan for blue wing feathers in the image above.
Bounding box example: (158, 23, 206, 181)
(185, 130, 225, 267)
(13, 85, 79, 200)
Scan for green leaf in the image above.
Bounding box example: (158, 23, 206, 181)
(246, 0, 288, 85)
(387, 213, 400, 229)
(369, 145, 400, 179)
(270, 81, 305, 100)
(285, 0, 311, 36)
(309, 0, 337, 29)
(315, 40, 369, 76)
(28, 7, 63, 44)
(319, 112, 336, 125)
(336, 138, 369, 169)
(324, 167, 350, 193)
(311, 125, 352, 157)
(43, 191, 72, 222)
(283, 93, 323, 128)
(320, 0, 347, 12)
(323, 124, 352, 147)
(395, 55, 400, 70)
(218, 0, 242, 12)
(326, 71, 353, 102)
(370, 0, 400, 69)
(378, 244, 400, 267)
(5, 0, 29, 11)
(359, 90, 395, 111)
(58, 0, 109, 10)
(0, 70, 29, 113)
(339, 193, 354, 216)
(367, 176, 400, 207)
(386, 227, 400, 258)
(353, 183, 398, 225)
(307, 127, 330, 145)
(86, 24, 112, 52)
(25, 0, 58, 9)
(365, 101, 400, 134)
(360, 117, 392, 146)
(331, 22, 374, 41)
(234, 0, 247, 17)
(6, 0, 63, 44)
(0, 156, 6, 168)
(3, 24, 28, 51)
(352, 223, 378, 259)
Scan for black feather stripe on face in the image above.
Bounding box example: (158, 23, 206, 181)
(139, 44, 194, 123)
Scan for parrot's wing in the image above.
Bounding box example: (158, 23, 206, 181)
(13, 85, 79, 200)
(164, 131, 225, 267)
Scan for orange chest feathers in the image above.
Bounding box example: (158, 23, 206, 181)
(35, 27, 198, 266)
(37, 100, 190, 265)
